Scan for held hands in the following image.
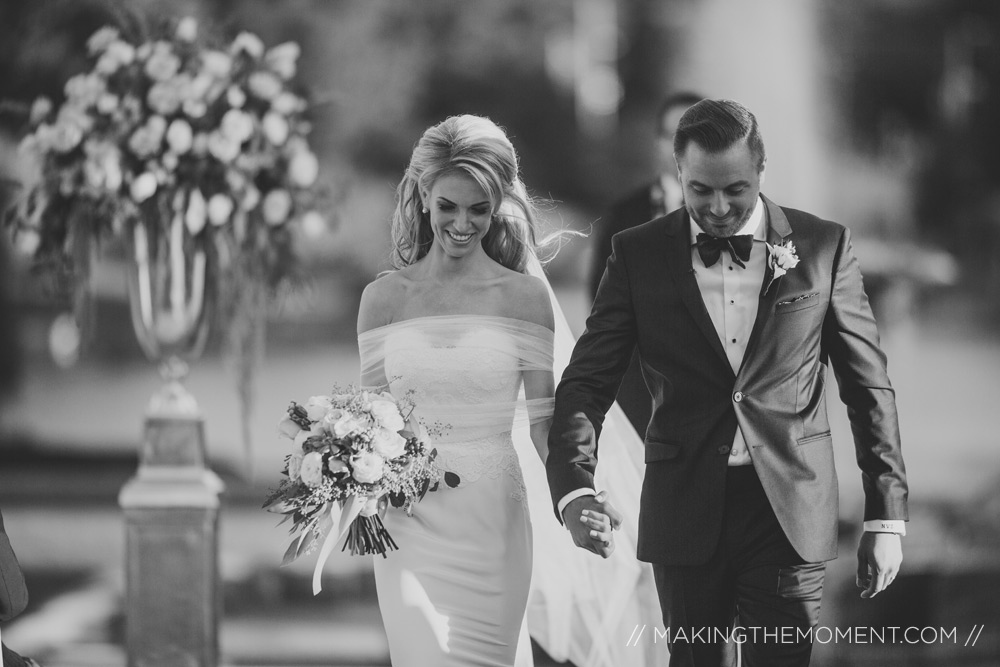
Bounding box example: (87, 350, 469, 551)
(564, 491, 624, 559)
(856, 532, 903, 599)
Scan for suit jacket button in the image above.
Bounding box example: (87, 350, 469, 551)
(718, 445, 731, 455)
(733, 391, 744, 403)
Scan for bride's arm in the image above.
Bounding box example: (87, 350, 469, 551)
(517, 273, 556, 463)
(357, 277, 394, 388)
(524, 369, 554, 463)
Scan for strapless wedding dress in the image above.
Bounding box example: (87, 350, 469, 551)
(361, 315, 549, 666)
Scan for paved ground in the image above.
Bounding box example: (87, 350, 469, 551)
(0, 288, 998, 665)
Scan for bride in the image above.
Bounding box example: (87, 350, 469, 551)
(356, 115, 665, 667)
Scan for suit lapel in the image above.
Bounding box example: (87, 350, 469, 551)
(740, 195, 793, 373)
(663, 212, 732, 372)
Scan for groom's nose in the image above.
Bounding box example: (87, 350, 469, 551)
(709, 192, 730, 217)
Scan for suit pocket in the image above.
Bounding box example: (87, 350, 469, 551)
(644, 439, 682, 463)
(776, 293, 820, 313)
(797, 431, 832, 447)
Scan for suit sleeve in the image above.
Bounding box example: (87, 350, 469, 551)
(0, 509, 29, 622)
(547, 233, 639, 516)
(823, 227, 908, 523)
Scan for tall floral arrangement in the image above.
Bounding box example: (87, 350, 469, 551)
(6, 15, 328, 450)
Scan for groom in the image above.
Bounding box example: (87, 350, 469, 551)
(547, 99, 908, 666)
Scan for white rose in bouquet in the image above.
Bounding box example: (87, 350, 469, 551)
(332, 413, 366, 439)
(299, 451, 325, 487)
(351, 451, 385, 484)
(277, 416, 301, 439)
(371, 427, 407, 460)
(304, 395, 332, 421)
(369, 399, 405, 432)
(286, 450, 304, 481)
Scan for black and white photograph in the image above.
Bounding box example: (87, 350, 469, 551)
(0, 1, 997, 666)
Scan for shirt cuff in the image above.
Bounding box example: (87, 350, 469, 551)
(557, 488, 597, 520)
(863, 520, 906, 536)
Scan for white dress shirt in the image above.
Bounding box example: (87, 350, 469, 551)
(689, 195, 767, 466)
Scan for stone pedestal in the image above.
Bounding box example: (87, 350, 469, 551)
(119, 415, 224, 667)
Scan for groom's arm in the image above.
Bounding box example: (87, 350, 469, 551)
(823, 225, 908, 597)
(823, 225, 908, 524)
(547, 233, 639, 521)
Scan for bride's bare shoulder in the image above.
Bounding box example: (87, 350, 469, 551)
(499, 270, 554, 332)
(358, 270, 412, 333)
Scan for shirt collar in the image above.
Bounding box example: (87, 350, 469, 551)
(689, 194, 766, 245)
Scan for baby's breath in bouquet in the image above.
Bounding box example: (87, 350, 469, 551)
(265, 386, 458, 594)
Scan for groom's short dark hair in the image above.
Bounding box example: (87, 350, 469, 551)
(673, 99, 766, 172)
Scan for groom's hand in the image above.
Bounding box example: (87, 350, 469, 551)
(856, 532, 902, 599)
(563, 492, 623, 559)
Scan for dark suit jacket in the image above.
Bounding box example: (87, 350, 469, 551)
(589, 183, 664, 435)
(549, 195, 908, 565)
(0, 509, 28, 623)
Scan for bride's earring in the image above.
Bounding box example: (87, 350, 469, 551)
(422, 206, 429, 214)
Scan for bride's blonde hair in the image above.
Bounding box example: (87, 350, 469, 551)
(390, 115, 547, 272)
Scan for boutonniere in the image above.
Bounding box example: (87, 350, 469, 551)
(764, 240, 800, 295)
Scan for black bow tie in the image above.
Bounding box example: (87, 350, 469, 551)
(695, 233, 753, 268)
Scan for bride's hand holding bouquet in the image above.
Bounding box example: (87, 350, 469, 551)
(264, 385, 457, 593)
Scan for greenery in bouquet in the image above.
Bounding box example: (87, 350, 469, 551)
(3, 14, 329, 449)
(265, 386, 459, 564)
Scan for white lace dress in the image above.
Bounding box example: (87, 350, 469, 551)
(359, 315, 552, 667)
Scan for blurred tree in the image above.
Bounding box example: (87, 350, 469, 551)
(822, 0, 1000, 307)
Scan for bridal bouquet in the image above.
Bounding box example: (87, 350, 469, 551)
(265, 386, 457, 593)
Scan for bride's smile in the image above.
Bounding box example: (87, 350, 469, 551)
(422, 172, 493, 257)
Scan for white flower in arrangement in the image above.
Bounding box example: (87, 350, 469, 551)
(176, 16, 199, 42)
(166, 119, 194, 154)
(7, 16, 329, 452)
(332, 412, 366, 439)
(304, 395, 334, 421)
(288, 150, 319, 188)
(220, 108, 255, 143)
(129, 172, 158, 203)
(262, 189, 293, 226)
(369, 398, 406, 432)
(232, 31, 265, 59)
(96, 93, 119, 115)
(145, 42, 182, 82)
(87, 26, 120, 54)
(226, 85, 247, 108)
(272, 91, 301, 116)
(207, 194, 234, 226)
(277, 416, 302, 439)
(29, 97, 52, 125)
(248, 71, 282, 101)
(64, 73, 106, 108)
(265, 42, 300, 80)
(371, 428, 407, 460)
(201, 50, 233, 79)
(351, 451, 385, 484)
(300, 451, 325, 487)
(286, 450, 304, 481)
(207, 131, 240, 163)
(262, 112, 289, 145)
(185, 189, 207, 235)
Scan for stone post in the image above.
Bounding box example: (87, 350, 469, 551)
(119, 395, 225, 667)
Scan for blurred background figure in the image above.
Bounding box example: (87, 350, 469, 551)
(587, 91, 701, 435)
